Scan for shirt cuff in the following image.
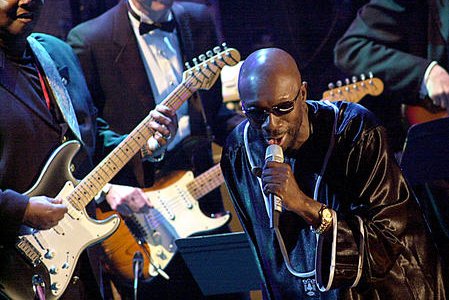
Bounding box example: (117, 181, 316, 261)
(420, 61, 438, 99)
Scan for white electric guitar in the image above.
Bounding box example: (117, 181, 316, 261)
(96, 163, 229, 282)
(0, 45, 241, 300)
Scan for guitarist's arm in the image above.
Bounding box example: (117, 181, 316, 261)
(424, 63, 449, 113)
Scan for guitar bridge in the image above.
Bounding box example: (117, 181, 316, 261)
(16, 237, 42, 267)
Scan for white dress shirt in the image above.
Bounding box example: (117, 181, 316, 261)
(128, 0, 190, 151)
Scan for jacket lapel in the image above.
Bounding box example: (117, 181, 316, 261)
(0, 49, 56, 128)
(172, 3, 194, 61)
(112, 1, 155, 111)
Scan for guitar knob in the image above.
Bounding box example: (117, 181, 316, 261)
(50, 282, 61, 291)
(49, 266, 58, 274)
(45, 249, 55, 259)
(62, 262, 70, 269)
(156, 248, 166, 259)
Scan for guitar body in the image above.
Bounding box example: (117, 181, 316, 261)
(0, 141, 120, 300)
(402, 104, 448, 126)
(96, 169, 230, 283)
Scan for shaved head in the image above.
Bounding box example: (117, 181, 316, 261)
(238, 48, 302, 100)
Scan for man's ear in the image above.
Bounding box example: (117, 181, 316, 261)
(301, 81, 308, 100)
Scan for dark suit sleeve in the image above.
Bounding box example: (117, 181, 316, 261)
(334, 0, 431, 102)
(0, 190, 29, 245)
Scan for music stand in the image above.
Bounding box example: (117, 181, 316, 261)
(400, 117, 449, 262)
(401, 117, 449, 185)
(175, 232, 261, 296)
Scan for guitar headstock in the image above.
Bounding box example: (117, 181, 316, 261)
(322, 73, 384, 103)
(182, 43, 241, 91)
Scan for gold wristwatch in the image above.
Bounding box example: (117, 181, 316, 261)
(314, 204, 333, 235)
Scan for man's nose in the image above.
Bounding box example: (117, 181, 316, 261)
(261, 113, 279, 131)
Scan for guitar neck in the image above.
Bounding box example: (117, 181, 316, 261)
(187, 164, 224, 200)
(69, 81, 196, 209)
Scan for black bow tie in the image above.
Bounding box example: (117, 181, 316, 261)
(126, 0, 175, 35)
(139, 20, 175, 35)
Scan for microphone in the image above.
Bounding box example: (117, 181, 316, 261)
(133, 251, 143, 300)
(265, 144, 284, 228)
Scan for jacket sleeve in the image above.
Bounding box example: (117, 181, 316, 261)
(334, 0, 431, 102)
(0, 190, 30, 246)
(316, 126, 414, 290)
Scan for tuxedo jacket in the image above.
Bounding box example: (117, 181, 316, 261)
(334, 0, 449, 104)
(0, 33, 97, 244)
(68, 1, 243, 190)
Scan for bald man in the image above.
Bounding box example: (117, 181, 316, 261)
(220, 48, 446, 299)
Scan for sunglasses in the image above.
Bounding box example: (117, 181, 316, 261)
(242, 89, 300, 125)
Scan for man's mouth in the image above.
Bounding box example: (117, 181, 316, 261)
(16, 12, 33, 20)
(266, 135, 285, 145)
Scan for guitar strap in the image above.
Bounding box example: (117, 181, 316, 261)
(27, 35, 83, 143)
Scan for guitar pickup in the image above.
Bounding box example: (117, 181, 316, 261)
(16, 237, 42, 267)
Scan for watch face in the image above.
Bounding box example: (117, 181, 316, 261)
(322, 208, 332, 221)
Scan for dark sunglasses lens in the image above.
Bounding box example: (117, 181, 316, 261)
(273, 101, 295, 115)
(245, 109, 267, 124)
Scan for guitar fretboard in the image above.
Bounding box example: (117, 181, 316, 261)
(187, 164, 224, 200)
(69, 81, 196, 209)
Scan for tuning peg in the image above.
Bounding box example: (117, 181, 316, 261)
(206, 50, 213, 58)
(345, 78, 350, 85)
(198, 54, 206, 62)
(368, 71, 373, 79)
(360, 73, 366, 81)
(185, 62, 191, 69)
(351, 76, 357, 83)
(192, 57, 199, 65)
(221, 42, 228, 50)
(213, 46, 221, 54)
(328, 82, 335, 90)
(336, 80, 342, 87)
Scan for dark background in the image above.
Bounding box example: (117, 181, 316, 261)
(34, 0, 367, 99)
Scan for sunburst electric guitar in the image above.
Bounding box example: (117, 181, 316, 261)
(322, 75, 384, 103)
(96, 163, 228, 282)
(0, 46, 240, 300)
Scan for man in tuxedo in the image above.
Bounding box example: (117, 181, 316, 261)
(67, 0, 244, 298)
(334, 0, 449, 148)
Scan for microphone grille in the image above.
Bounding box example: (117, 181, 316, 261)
(265, 144, 284, 163)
